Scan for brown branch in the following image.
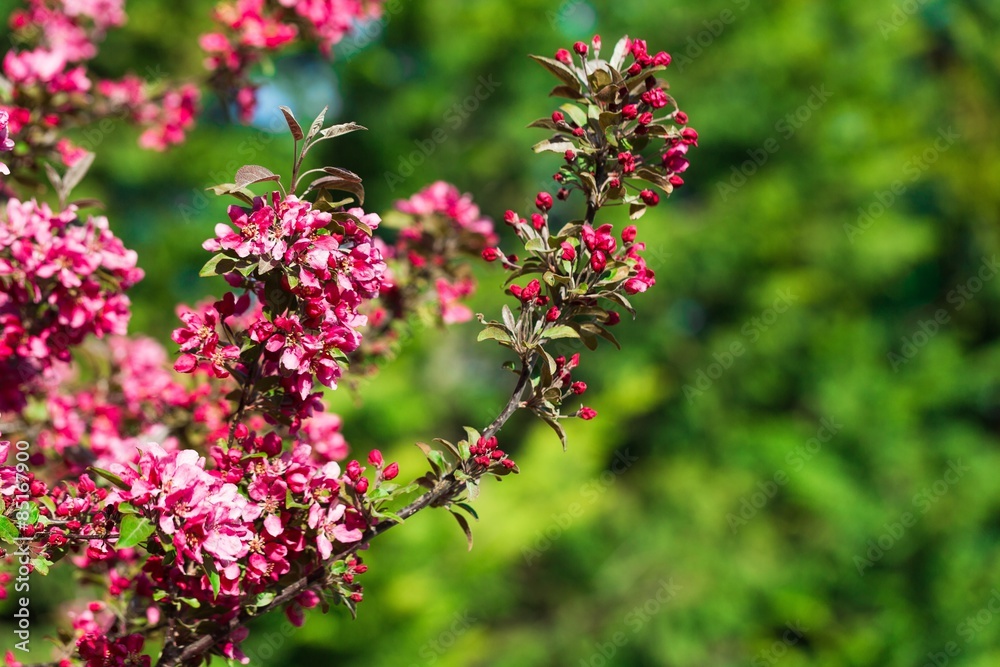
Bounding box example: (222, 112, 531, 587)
(154, 358, 536, 667)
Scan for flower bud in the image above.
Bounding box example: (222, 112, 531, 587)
(572, 381, 587, 395)
(592, 35, 602, 50)
(355, 477, 369, 494)
(590, 250, 607, 273)
(555, 48, 572, 64)
(640, 189, 659, 206)
(573, 41, 589, 55)
(368, 449, 383, 467)
(579, 407, 597, 420)
(622, 104, 638, 120)
(552, 110, 565, 123)
(546, 307, 561, 322)
(572, 127, 585, 137)
(482, 247, 502, 262)
(622, 225, 637, 243)
(564, 149, 576, 162)
(561, 242, 576, 261)
(531, 213, 545, 230)
(383, 462, 399, 480)
(535, 192, 553, 211)
(674, 111, 689, 125)
(606, 311, 621, 326)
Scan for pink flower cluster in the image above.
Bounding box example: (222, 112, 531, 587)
(1, 0, 201, 164)
(0, 110, 13, 176)
(200, 0, 384, 122)
(390, 181, 497, 325)
(0, 199, 142, 412)
(176, 192, 387, 425)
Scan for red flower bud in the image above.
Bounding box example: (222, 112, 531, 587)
(572, 381, 587, 395)
(501, 459, 517, 469)
(627, 62, 642, 76)
(609, 177, 622, 189)
(382, 462, 399, 480)
(557, 188, 569, 200)
(669, 174, 685, 186)
(573, 41, 588, 55)
(564, 149, 576, 161)
(482, 247, 502, 262)
(546, 307, 561, 322)
(535, 192, 553, 211)
(590, 250, 607, 273)
(640, 189, 659, 206)
(622, 225, 637, 243)
(622, 104, 638, 120)
(368, 449, 383, 467)
(674, 111, 689, 125)
(561, 242, 576, 261)
(552, 110, 565, 123)
(579, 407, 597, 420)
(555, 48, 572, 64)
(355, 477, 369, 494)
(504, 209, 519, 225)
(606, 311, 621, 326)
(653, 51, 671, 66)
(638, 112, 653, 125)
(592, 35, 602, 50)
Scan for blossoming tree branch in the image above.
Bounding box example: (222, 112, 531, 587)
(0, 2, 695, 665)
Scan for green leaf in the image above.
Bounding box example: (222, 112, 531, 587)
(30, 557, 52, 575)
(559, 103, 589, 128)
(116, 515, 155, 549)
(234, 165, 280, 189)
(533, 139, 578, 154)
(629, 203, 647, 220)
(306, 106, 329, 142)
(524, 237, 550, 253)
(319, 122, 367, 139)
(279, 106, 304, 140)
(549, 85, 586, 100)
(199, 254, 238, 278)
(529, 54, 582, 89)
(116, 503, 138, 515)
(478, 325, 513, 344)
(204, 558, 221, 599)
(88, 467, 129, 490)
(609, 34, 631, 70)
(543, 325, 580, 340)
(0, 516, 19, 544)
(527, 118, 561, 131)
(450, 511, 474, 551)
(255, 591, 276, 607)
(541, 414, 568, 451)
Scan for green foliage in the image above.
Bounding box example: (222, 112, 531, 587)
(4, 0, 1000, 665)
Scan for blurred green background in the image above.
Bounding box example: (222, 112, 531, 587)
(5, 0, 1000, 665)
